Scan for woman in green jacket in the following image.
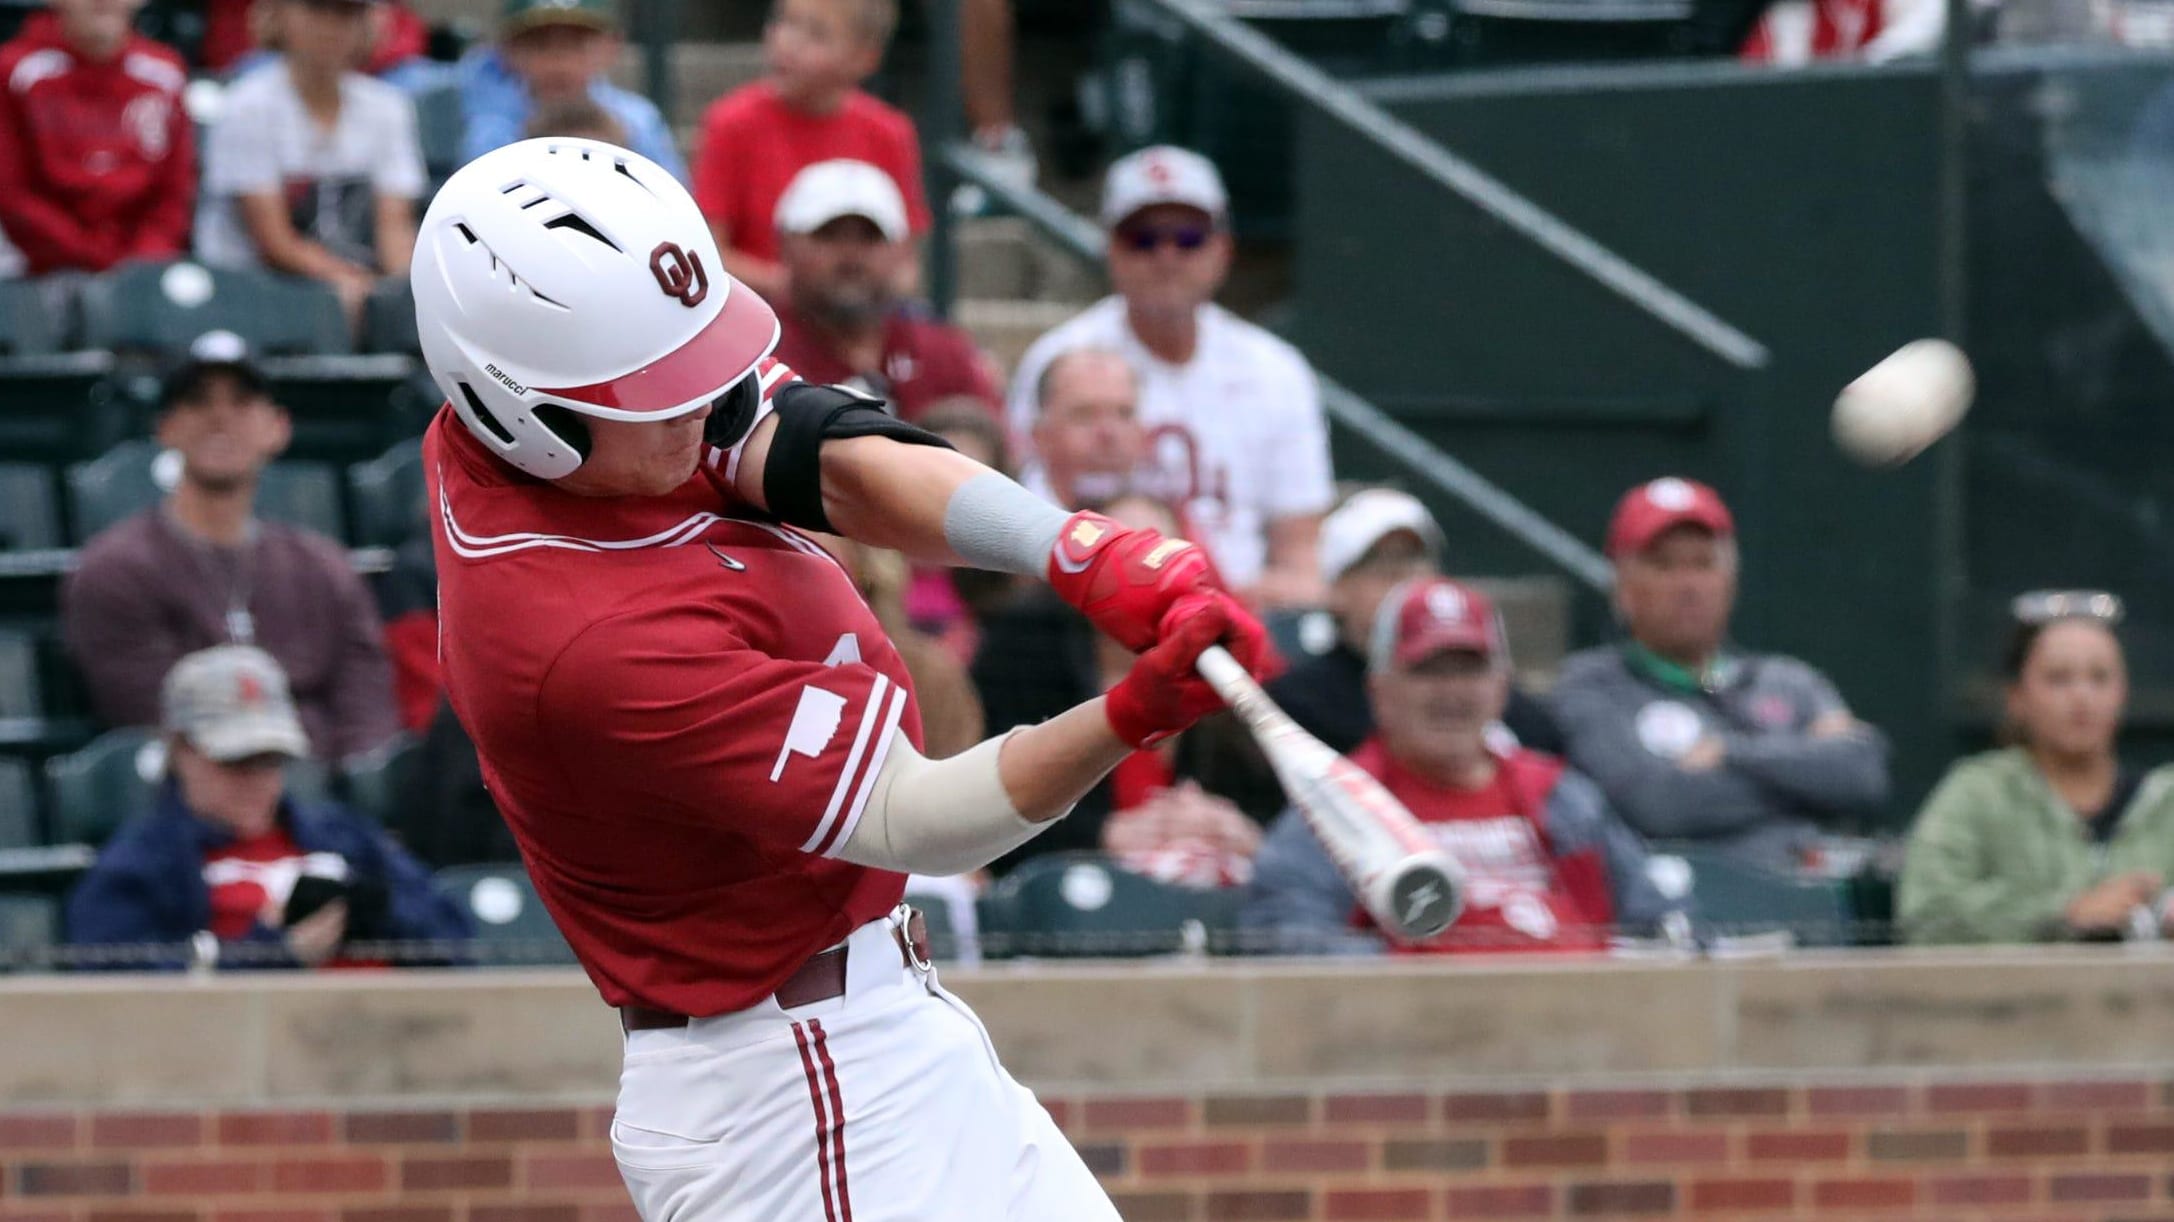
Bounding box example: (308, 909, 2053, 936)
(1900, 594, 2174, 945)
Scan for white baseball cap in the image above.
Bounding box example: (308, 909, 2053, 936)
(1318, 488, 1444, 584)
(774, 159, 910, 242)
(160, 645, 311, 762)
(1099, 145, 1228, 228)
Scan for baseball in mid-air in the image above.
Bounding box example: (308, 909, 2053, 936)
(1831, 338, 1975, 466)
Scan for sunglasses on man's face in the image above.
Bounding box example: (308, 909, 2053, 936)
(1116, 224, 1212, 254)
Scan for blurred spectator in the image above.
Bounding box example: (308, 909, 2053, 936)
(66, 645, 469, 970)
(376, 533, 438, 733)
(971, 494, 1280, 879)
(826, 536, 985, 758)
(0, 0, 193, 276)
(692, 0, 929, 304)
(1269, 488, 1564, 757)
(395, 698, 512, 869)
(195, 0, 423, 323)
(771, 159, 1000, 418)
(64, 333, 400, 762)
(1006, 146, 1333, 609)
(457, 0, 683, 178)
(1741, 0, 1945, 64)
(1024, 347, 1147, 512)
(958, 0, 1031, 193)
(923, 397, 1008, 472)
(1551, 478, 1889, 872)
(220, 0, 433, 85)
(1242, 578, 1680, 955)
(1900, 594, 2174, 944)
(522, 93, 625, 142)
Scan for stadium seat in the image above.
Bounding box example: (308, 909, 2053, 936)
(348, 438, 427, 547)
(259, 462, 348, 541)
(0, 758, 38, 850)
(340, 734, 417, 825)
(363, 280, 421, 357)
(0, 464, 62, 552)
(0, 631, 42, 723)
(980, 852, 1239, 958)
(0, 276, 73, 355)
(46, 728, 161, 846)
(1667, 845, 1856, 947)
(264, 353, 434, 463)
(80, 261, 352, 358)
(413, 82, 467, 191)
(0, 893, 59, 972)
(433, 864, 576, 965)
(0, 353, 131, 462)
(66, 441, 348, 543)
(47, 730, 329, 846)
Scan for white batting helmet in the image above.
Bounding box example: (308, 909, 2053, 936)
(410, 138, 779, 480)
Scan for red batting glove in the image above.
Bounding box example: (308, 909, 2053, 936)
(1105, 593, 1261, 748)
(1047, 511, 1220, 653)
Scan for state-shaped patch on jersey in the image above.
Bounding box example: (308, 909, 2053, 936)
(534, 607, 913, 862)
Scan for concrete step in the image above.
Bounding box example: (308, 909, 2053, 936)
(954, 299, 1081, 378)
(1465, 575, 1573, 688)
(613, 42, 765, 131)
(951, 218, 1100, 305)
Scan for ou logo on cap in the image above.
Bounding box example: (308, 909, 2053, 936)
(649, 241, 709, 307)
(1645, 477, 1697, 511)
(1425, 584, 1468, 623)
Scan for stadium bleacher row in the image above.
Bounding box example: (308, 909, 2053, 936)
(0, 257, 441, 951)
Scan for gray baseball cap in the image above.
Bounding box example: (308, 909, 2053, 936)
(160, 645, 311, 762)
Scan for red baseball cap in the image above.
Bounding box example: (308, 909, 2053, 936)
(1606, 477, 1735, 560)
(1371, 578, 1506, 672)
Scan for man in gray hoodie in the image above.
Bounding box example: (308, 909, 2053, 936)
(1550, 477, 1889, 872)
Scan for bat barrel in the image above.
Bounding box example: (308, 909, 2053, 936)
(1365, 852, 1466, 942)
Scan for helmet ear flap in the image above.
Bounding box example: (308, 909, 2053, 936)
(531, 403, 594, 462)
(704, 370, 764, 451)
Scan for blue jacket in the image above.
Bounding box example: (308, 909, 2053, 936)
(456, 48, 686, 181)
(66, 782, 471, 970)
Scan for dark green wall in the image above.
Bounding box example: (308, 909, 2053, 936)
(1285, 61, 1952, 815)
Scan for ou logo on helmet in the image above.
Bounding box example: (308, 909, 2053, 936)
(649, 241, 708, 307)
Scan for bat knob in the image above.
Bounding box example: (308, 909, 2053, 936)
(1382, 855, 1465, 942)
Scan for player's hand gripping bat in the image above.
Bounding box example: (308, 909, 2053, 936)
(1194, 646, 1465, 942)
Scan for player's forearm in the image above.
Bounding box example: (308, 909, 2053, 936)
(997, 698, 1135, 822)
(835, 702, 1133, 876)
(809, 438, 1069, 577)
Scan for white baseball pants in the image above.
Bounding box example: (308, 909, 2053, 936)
(609, 909, 1123, 1222)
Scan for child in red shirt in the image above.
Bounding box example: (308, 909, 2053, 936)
(0, 3, 193, 276)
(691, 0, 929, 304)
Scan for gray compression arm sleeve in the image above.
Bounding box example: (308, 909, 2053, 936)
(833, 729, 1068, 876)
(941, 471, 1070, 577)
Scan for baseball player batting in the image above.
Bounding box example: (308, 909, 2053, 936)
(412, 138, 1270, 1222)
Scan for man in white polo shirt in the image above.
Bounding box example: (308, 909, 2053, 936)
(1006, 145, 1335, 608)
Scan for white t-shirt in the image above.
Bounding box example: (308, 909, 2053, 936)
(1006, 296, 1335, 589)
(194, 63, 425, 270)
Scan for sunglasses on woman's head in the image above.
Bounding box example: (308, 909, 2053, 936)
(1116, 224, 1212, 254)
(2012, 589, 2125, 626)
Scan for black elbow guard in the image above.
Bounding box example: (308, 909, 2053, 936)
(762, 381, 955, 535)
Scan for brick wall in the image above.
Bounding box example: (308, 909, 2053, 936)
(6, 1079, 2174, 1222)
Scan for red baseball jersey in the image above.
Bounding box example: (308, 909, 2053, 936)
(691, 82, 931, 264)
(0, 13, 194, 275)
(425, 373, 921, 1016)
(1347, 741, 1613, 954)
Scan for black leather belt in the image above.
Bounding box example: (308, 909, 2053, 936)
(620, 909, 932, 1032)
